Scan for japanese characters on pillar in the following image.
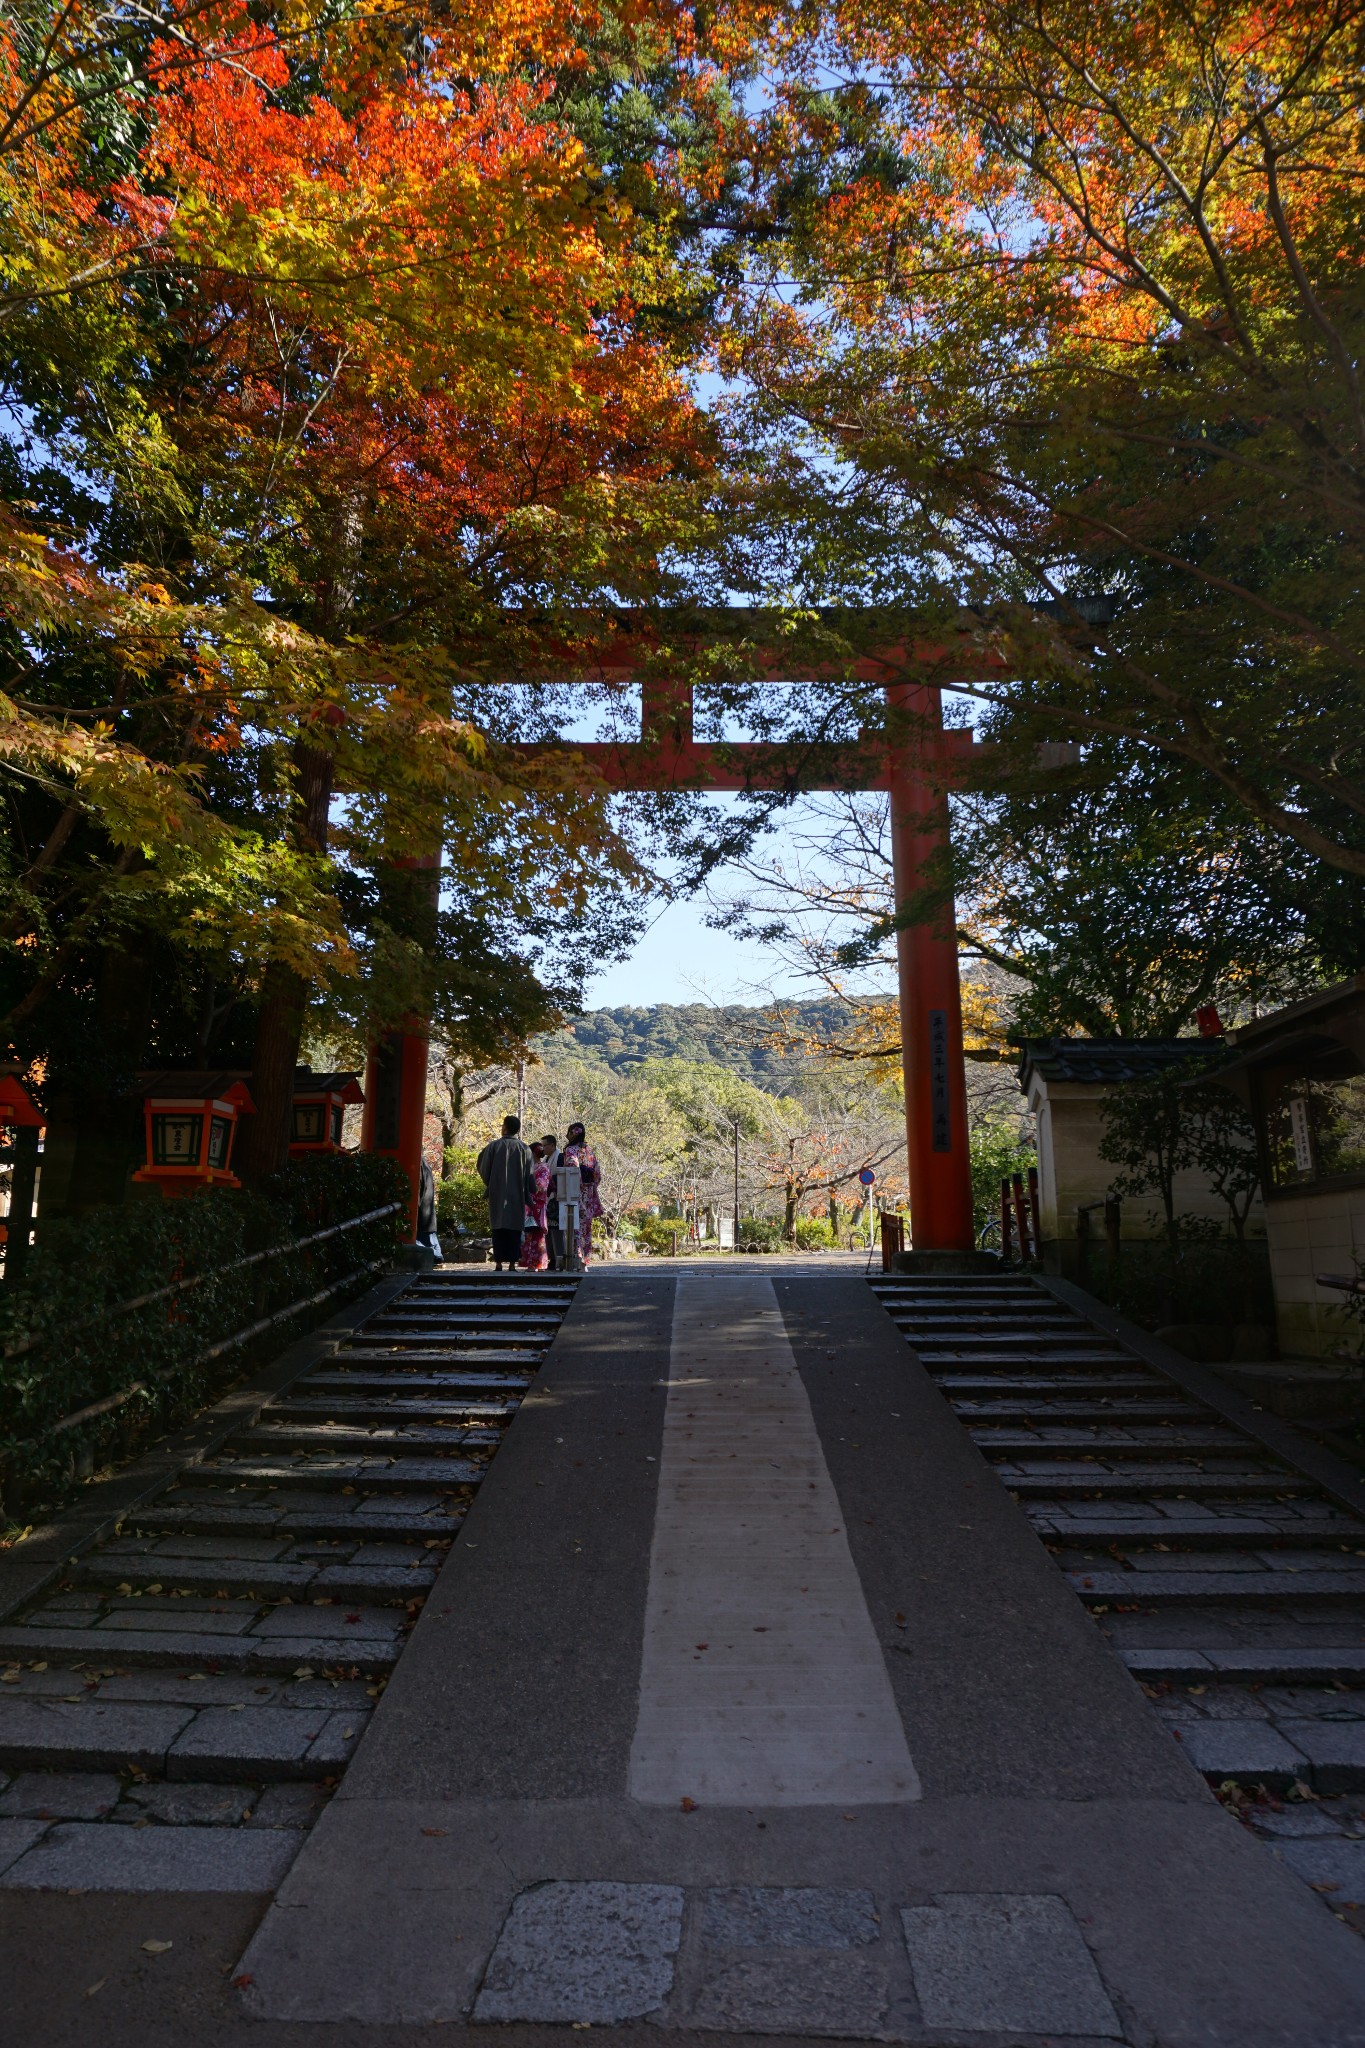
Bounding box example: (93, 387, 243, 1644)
(884, 681, 975, 1252)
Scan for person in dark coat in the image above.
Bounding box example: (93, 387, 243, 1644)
(477, 1115, 534, 1271)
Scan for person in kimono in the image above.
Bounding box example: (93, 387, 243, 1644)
(540, 1132, 564, 1268)
(520, 1141, 552, 1272)
(563, 1121, 603, 1268)
(476, 1114, 534, 1271)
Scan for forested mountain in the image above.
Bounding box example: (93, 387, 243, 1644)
(535, 1001, 857, 1087)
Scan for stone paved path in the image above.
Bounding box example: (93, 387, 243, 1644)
(225, 1264, 1365, 2045)
(630, 1273, 919, 1806)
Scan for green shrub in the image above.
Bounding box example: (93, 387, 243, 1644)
(436, 1170, 488, 1235)
(636, 1215, 687, 1256)
(0, 1152, 407, 1520)
(793, 1216, 835, 1250)
(737, 1217, 783, 1252)
(970, 1117, 1036, 1239)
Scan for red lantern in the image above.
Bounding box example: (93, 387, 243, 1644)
(289, 1069, 364, 1156)
(133, 1073, 255, 1195)
(0, 1071, 44, 1274)
(0, 1074, 43, 1129)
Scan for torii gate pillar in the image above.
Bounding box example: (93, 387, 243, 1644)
(886, 682, 975, 1252)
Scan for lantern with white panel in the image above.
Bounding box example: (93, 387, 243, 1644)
(289, 1068, 364, 1156)
(132, 1074, 255, 1195)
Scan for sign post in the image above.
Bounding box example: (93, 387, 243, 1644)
(859, 1167, 877, 1254)
(554, 1160, 583, 1272)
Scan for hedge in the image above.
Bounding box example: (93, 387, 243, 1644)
(0, 1152, 408, 1519)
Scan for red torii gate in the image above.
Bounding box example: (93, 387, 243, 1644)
(363, 643, 986, 1254)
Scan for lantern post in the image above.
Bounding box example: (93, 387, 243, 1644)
(0, 1074, 44, 1285)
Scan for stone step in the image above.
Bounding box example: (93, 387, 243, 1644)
(1029, 1515, 1365, 1547)
(404, 1292, 575, 1309)
(0, 1822, 301, 1892)
(416, 1276, 577, 1288)
(1069, 1568, 1365, 1605)
(417, 1274, 576, 1285)
(871, 1281, 1038, 1295)
(74, 1554, 312, 1597)
(951, 1399, 1208, 1424)
(0, 1625, 400, 1674)
(895, 1316, 1088, 1333)
(306, 1368, 536, 1384)
(1162, 1721, 1320, 1789)
(337, 1333, 549, 1353)
(877, 1298, 1050, 1313)
(74, 1554, 436, 1603)
(1120, 1646, 1365, 1685)
(916, 1351, 1132, 1370)
(234, 1419, 512, 1454)
(132, 1504, 462, 1540)
(935, 1375, 1160, 1394)
(365, 1314, 554, 1332)
(973, 1428, 1247, 1456)
(907, 1331, 1124, 1353)
(193, 1456, 485, 1489)
(0, 1694, 365, 1780)
(1001, 1470, 1310, 1497)
(267, 1396, 520, 1422)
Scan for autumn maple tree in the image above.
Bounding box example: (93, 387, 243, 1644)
(1, 0, 735, 1193)
(712, 0, 1365, 884)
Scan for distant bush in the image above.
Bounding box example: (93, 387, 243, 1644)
(636, 1215, 687, 1256)
(793, 1216, 835, 1250)
(970, 1116, 1036, 1239)
(437, 1169, 488, 1235)
(737, 1217, 783, 1252)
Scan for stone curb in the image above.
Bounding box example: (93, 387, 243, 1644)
(0, 1265, 415, 1626)
(1035, 1273, 1365, 1524)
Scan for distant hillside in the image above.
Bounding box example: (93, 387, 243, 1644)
(535, 1000, 863, 1089)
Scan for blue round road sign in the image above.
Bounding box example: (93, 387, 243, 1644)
(858, 1167, 876, 1187)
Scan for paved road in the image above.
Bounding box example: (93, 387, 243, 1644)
(5, 1264, 1364, 2045)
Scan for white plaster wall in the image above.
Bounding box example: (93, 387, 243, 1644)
(1264, 1187, 1365, 1358)
(1029, 1078, 1266, 1242)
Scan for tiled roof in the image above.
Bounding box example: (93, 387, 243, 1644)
(136, 1070, 251, 1098)
(293, 1067, 363, 1095)
(1015, 1038, 1219, 1089)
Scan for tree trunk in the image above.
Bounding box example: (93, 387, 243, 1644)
(60, 941, 157, 1215)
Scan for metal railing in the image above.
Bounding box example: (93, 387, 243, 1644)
(3, 1203, 401, 1362)
(44, 1255, 390, 1439)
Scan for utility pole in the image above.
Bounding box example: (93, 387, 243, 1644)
(733, 1118, 740, 1254)
(516, 1060, 526, 1128)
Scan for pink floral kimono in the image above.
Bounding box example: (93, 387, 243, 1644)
(520, 1156, 552, 1272)
(563, 1141, 603, 1267)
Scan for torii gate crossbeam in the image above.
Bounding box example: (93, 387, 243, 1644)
(366, 662, 979, 1254)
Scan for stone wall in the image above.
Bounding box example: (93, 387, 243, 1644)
(1263, 1186, 1365, 1358)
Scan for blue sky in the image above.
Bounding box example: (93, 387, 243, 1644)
(583, 889, 792, 1008)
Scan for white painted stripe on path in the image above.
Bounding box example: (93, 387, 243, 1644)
(628, 1274, 920, 1807)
